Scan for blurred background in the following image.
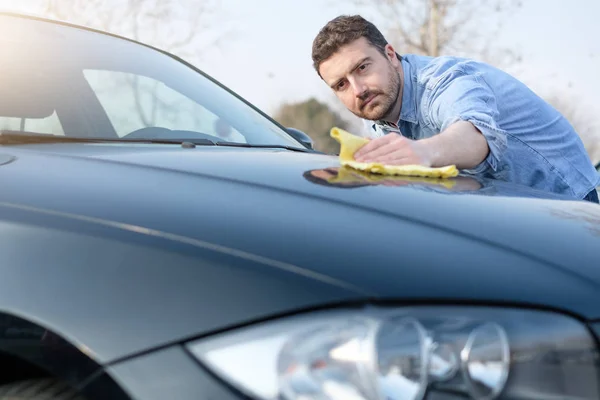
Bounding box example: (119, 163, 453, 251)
(0, 0, 598, 163)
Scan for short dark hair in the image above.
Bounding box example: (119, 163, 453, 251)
(311, 15, 401, 77)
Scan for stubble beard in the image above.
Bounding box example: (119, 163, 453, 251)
(353, 66, 402, 122)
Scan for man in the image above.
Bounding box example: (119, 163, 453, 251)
(311, 15, 600, 203)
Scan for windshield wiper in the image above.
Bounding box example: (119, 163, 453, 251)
(0, 132, 216, 146)
(0, 132, 316, 153)
(214, 142, 313, 153)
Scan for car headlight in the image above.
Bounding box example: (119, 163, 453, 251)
(186, 306, 600, 400)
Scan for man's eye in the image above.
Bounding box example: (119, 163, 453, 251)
(336, 81, 346, 90)
(359, 63, 369, 71)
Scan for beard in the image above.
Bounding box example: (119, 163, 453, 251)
(351, 65, 401, 122)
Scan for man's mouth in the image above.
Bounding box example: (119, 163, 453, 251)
(361, 94, 378, 109)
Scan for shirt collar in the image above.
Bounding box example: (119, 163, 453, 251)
(398, 57, 418, 124)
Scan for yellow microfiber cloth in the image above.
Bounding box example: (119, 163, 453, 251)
(330, 127, 459, 178)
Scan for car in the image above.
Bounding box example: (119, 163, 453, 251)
(0, 11, 599, 400)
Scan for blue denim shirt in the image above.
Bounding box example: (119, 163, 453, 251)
(363, 54, 600, 199)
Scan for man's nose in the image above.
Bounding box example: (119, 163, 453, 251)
(350, 78, 367, 97)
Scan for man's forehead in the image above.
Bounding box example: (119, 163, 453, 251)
(319, 38, 378, 83)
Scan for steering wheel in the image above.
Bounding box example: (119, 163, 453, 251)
(122, 127, 224, 143)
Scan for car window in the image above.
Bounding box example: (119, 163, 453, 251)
(0, 15, 302, 148)
(0, 112, 65, 136)
(83, 70, 246, 142)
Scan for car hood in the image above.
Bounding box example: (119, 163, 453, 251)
(1, 143, 600, 363)
(4, 142, 599, 277)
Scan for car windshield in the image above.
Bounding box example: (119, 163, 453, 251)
(0, 14, 303, 148)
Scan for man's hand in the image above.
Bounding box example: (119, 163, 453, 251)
(354, 121, 489, 169)
(353, 133, 432, 166)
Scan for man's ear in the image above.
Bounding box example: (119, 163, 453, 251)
(385, 44, 400, 66)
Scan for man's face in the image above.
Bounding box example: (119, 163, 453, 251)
(319, 37, 401, 121)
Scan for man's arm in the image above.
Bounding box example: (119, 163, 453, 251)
(354, 120, 489, 169)
(421, 120, 489, 169)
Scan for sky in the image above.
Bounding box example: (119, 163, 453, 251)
(198, 0, 600, 117)
(0, 0, 599, 133)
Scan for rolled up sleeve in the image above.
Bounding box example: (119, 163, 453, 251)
(426, 70, 507, 173)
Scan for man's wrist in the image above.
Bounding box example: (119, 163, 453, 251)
(419, 136, 442, 167)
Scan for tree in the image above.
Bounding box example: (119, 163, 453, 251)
(273, 98, 351, 154)
(348, 0, 522, 67)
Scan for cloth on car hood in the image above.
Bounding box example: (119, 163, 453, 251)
(330, 127, 459, 179)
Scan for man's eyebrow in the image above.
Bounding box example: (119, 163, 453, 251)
(329, 57, 372, 89)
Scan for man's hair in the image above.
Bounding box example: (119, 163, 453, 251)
(311, 15, 401, 77)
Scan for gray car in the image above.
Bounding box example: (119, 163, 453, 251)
(0, 11, 599, 400)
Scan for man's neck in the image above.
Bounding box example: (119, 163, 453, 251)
(380, 63, 404, 126)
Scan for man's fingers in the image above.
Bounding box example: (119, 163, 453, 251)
(354, 134, 401, 161)
(371, 152, 413, 165)
(354, 134, 394, 159)
(354, 138, 387, 159)
(356, 142, 399, 162)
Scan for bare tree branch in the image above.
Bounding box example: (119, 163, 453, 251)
(41, 0, 231, 60)
(346, 0, 521, 67)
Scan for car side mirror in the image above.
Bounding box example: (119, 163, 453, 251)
(286, 127, 314, 150)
